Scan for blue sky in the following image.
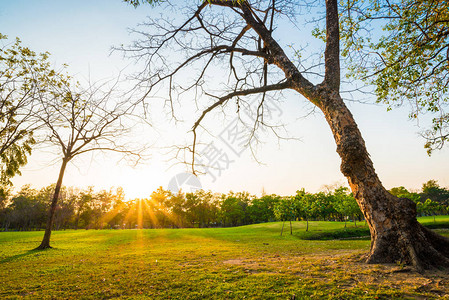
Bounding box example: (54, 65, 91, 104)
(1, 0, 448, 198)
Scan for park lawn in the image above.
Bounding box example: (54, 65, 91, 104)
(1, 217, 449, 299)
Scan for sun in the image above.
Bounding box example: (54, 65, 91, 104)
(112, 168, 167, 201)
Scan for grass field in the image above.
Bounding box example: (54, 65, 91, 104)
(1, 217, 449, 299)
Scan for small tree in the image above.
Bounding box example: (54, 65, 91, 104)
(418, 198, 442, 223)
(165, 190, 187, 228)
(274, 197, 297, 235)
(294, 190, 317, 232)
(35, 78, 144, 249)
(220, 192, 246, 227)
(247, 194, 280, 223)
(102, 187, 127, 229)
(421, 180, 449, 206)
(333, 187, 360, 228)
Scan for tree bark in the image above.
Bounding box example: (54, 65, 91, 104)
(251, 0, 449, 271)
(315, 88, 449, 271)
(35, 157, 69, 250)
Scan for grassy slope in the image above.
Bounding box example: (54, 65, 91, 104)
(1, 217, 449, 299)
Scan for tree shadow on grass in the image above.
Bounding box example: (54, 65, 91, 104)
(0, 248, 55, 264)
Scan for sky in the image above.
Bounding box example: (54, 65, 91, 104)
(0, 0, 448, 199)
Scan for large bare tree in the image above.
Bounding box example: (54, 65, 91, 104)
(124, 0, 449, 270)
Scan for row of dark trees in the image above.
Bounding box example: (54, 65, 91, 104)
(1, 180, 447, 231)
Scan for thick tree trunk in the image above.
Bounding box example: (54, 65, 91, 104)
(247, 0, 448, 268)
(317, 88, 449, 271)
(35, 157, 69, 250)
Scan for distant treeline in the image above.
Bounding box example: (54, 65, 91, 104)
(0, 180, 448, 231)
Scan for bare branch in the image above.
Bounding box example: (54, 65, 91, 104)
(191, 80, 292, 173)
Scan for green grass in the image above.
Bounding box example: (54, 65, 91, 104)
(1, 217, 449, 299)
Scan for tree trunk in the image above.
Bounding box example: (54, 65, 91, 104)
(35, 157, 69, 250)
(316, 89, 449, 271)
(289, 220, 292, 235)
(237, 0, 446, 269)
(280, 220, 285, 236)
(241, 0, 446, 269)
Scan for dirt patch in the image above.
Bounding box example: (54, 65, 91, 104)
(223, 258, 277, 274)
(222, 259, 246, 265)
(223, 251, 449, 297)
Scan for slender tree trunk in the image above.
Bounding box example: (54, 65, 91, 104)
(289, 220, 292, 235)
(35, 157, 69, 250)
(306, 219, 309, 232)
(280, 220, 285, 236)
(344, 217, 347, 228)
(316, 89, 449, 270)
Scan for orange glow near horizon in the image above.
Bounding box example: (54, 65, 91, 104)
(137, 199, 143, 229)
(141, 199, 159, 228)
(84, 191, 181, 229)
